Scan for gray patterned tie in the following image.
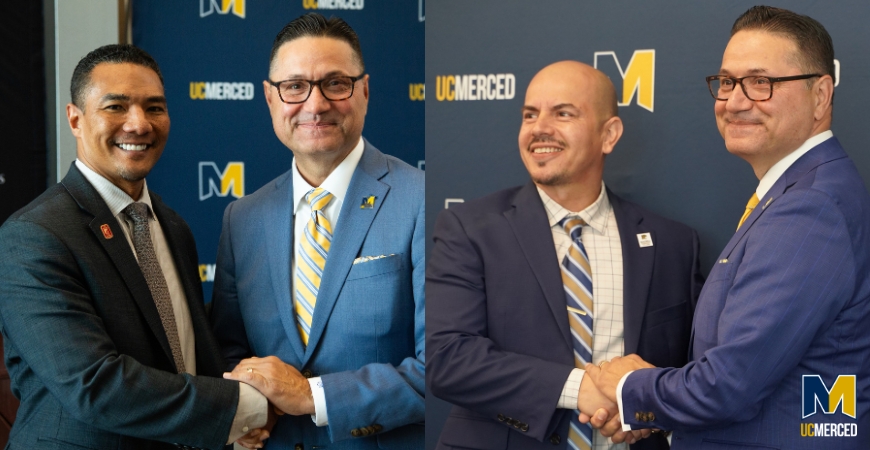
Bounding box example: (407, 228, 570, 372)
(124, 202, 186, 374)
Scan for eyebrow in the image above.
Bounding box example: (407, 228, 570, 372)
(99, 94, 167, 104)
(278, 71, 352, 80)
(719, 67, 769, 76)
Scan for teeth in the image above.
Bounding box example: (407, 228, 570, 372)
(533, 147, 561, 154)
(118, 143, 147, 151)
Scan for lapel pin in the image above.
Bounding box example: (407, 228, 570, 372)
(567, 306, 587, 316)
(360, 195, 376, 209)
(637, 233, 653, 248)
(762, 197, 773, 210)
(100, 224, 114, 240)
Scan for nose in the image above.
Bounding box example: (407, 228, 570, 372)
(724, 83, 754, 113)
(301, 83, 332, 114)
(122, 106, 153, 134)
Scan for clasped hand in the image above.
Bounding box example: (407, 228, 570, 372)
(223, 356, 316, 449)
(579, 354, 657, 445)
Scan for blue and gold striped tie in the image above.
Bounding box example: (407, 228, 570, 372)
(560, 216, 594, 450)
(295, 188, 334, 346)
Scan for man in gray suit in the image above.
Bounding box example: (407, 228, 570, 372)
(0, 44, 268, 449)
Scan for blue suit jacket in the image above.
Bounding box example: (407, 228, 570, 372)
(427, 182, 703, 449)
(211, 141, 425, 449)
(621, 138, 870, 449)
(0, 164, 238, 450)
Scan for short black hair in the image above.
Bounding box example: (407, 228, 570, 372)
(269, 13, 364, 75)
(70, 44, 163, 109)
(732, 6, 835, 85)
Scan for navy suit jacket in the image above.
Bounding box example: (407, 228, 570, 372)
(0, 164, 238, 450)
(427, 182, 703, 450)
(210, 141, 425, 449)
(621, 138, 870, 449)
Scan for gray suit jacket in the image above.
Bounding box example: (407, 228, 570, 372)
(0, 164, 238, 450)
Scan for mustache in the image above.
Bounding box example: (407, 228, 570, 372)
(528, 136, 567, 150)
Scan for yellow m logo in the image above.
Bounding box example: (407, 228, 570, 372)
(594, 50, 655, 112)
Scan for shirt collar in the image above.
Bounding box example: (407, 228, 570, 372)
(293, 137, 365, 214)
(75, 159, 154, 218)
(539, 181, 611, 234)
(756, 130, 833, 199)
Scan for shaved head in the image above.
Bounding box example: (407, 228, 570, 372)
(529, 61, 618, 122)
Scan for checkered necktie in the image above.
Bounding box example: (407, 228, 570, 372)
(124, 202, 186, 374)
(295, 188, 334, 346)
(560, 216, 594, 450)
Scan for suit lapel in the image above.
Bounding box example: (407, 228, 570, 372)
(718, 138, 846, 260)
(262, 171, 307, 362)
(503, 182, 572, 345)
(303, 142, 390, 363)
(61, 165, 176, 367)
(609, 191, 654, 355)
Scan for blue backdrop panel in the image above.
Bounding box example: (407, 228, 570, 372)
(425, 1, 870, 447)
(133, 0, 424, 303)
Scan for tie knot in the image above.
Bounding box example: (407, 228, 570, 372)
(124, 202, 150, 224)
(745, 193, 760, 210)
(306, 188, 334, 211)
(559, 216, 586, 240)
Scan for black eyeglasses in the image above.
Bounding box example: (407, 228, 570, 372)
(705, 74, 821, 101)
(267, 74, 365, 104)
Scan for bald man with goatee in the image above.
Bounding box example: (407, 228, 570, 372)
(427, 61, 703, 450)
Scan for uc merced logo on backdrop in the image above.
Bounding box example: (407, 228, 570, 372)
(801, 374, 857, 437)
(199, 162, 244, 201)
(594, 49, 654, 112)
(200, 0, 245, 18)
(303, 0, 364, 10)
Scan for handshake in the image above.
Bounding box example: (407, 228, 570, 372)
(578, 354, 658, 445)
(223, 356, 315, 449)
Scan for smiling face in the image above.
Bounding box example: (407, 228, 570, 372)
(67, 62, 169, 199)
(715, 30, 828, 175)
(264, 36, 368, 183)
(518, 62, 621, 197)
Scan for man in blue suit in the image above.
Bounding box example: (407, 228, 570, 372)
(427, 61, 703, 449)
(212, 13, 424, 449)
(588, 6, 870, 449)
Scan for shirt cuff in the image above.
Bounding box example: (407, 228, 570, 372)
(558, 368, 585, 409)
(226, 382, 268, 444)
(617, 370, 635, 432)
(309, 376, 329, 426)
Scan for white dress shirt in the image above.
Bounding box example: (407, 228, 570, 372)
(291, 137, 365, 426)
(615, 130, 835, 434)
(74, 160, 266, 443)
(540, 182, 628, 450)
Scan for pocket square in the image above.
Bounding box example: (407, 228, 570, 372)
(352, 254, 396, 265)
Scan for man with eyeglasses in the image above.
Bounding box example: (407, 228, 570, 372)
(585, 6, 870, 449)
(212, 13, 424, 449)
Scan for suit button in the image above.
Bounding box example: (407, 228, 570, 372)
(360, 427, 371, 436)
(373, 424, 383, 432)
(635, 412, 643, 421)
(351, 428, 361, 437)
(549, 433, 561, 444)
(520, 423, 529, 432)
(295, 445, 304, 450)
(648, 412, 656, 422)
(497, 414, 506, 422)
(302, 369, 314, 378)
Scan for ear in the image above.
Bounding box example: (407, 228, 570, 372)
(360, 74, 369, 101)
(813, 74, 834, 121)
(67, 103, 84, 138)
(263, 80, 274, 108)
(600, 116, 624, 156)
